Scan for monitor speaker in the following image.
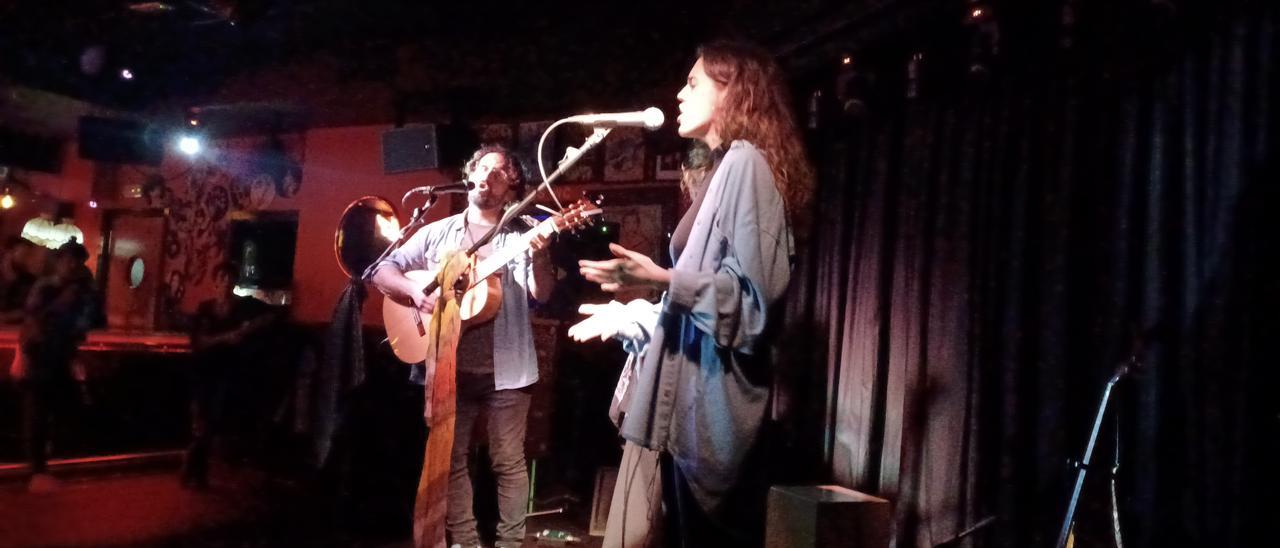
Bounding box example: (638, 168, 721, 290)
(765, 485, 891, 548)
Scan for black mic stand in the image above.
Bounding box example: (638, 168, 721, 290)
(464, 126, 611, 521)
(1054, 354, 1136, 548)
(360, 192, 444, 283)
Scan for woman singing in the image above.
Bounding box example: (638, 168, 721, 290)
(572, 40, 814, 547)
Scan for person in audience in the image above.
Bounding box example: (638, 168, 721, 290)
(181, 261, 276, 489)
(0, 236, 37, 325)
(17, 240, 97, 492)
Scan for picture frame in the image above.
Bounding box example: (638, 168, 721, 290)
(602, 127, 645, 182)
(654, 151, 683, 180)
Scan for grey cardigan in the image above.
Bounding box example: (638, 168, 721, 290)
(618, 140, 794, 513)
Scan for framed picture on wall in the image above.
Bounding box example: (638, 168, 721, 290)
(476, 123, 515, 147)
(603, 127, 645, 182)
(517, 121, 556, 177)
(583, 183, 680, 302)
(556, 124, 600, 182)
(654, 152, 683, 180)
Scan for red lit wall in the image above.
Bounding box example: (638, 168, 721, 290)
(282, 125, 453, 325)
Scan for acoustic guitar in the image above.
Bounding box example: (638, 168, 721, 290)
(382, 196, 602, 364)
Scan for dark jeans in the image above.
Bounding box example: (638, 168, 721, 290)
(447, 379, 532, 548)
(183, 364, 232, 485)
(19, 344, 76, 475)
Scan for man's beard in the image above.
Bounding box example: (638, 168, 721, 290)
(469, 191, 507, 210)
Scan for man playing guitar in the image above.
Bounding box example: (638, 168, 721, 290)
(371, 144, 553, 548)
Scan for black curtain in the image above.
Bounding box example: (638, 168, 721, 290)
(786, 1, 1279, 546)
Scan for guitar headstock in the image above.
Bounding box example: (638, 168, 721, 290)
(551, 194, 604, 234)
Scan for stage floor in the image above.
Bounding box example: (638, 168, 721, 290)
(0, 457, 600, 547)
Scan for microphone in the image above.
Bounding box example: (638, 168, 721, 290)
(565, 107, 665, 130)
(408, 181, 476, 195)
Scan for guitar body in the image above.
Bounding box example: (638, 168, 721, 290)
(459, 275, 503, 330)
(383, 269, 503, 364)
(382, 196, 603, 365)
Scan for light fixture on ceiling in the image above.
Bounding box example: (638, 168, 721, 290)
(127, 2, 175, 14)
(22, 217, 84, 249)
(177, 135, 202, 156)
(1, 167, 23, 209)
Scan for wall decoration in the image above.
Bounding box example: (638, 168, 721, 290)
(245, 173, 278, 209)
(151, 132, 306, 321)
(517, 121, 555, 181)
(603, 203, 665, 303)
(603, 127, 645, 182)
(242, 135, 305, 201)
(555, 124, 599, 182)
(141, 173, 172, 208)
(276, 160, 302, 198)
(591, 183, 680, 302)
(654, 152, 683, 180)
(476, 123, 514, 147)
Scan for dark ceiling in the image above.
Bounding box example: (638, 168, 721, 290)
(0, 0, 857, 123)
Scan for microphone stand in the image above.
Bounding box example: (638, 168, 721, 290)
(360, 192, 444, 283)
(1054, 355, 1136, 548)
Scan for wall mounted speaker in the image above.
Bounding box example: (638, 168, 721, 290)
(78, 116, 163, 166)
(381, 125, 437, 173)
(382, 123, 480, 173)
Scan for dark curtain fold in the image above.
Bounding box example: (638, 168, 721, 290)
(790, 2, 1278, 547)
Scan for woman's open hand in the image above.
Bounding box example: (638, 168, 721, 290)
(578, 243, 670, 292)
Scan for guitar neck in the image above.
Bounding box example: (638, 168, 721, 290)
(469, 221, 553, 286)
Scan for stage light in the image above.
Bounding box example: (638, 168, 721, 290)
(120, 68, 134, 80)
(1, 193, 14, 209)
(177, 135, 202, 156)
(841, 55, 853, 65)
(88, 200, 99, 209)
